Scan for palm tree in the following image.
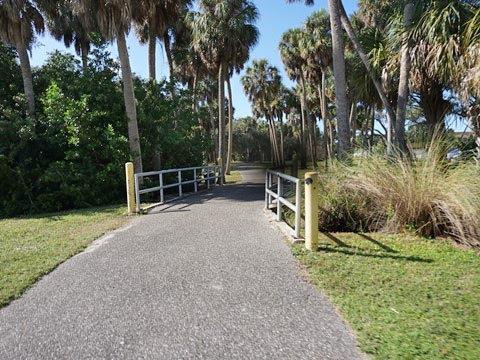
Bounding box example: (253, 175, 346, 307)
(302, 10, 332, 164)
(0, 0, 44, 115)
(189, 0, 258, 179)
(72, 0, 143, 173)
(132, 0, 191, 81)
(279, 28, 309, 167)
(41, 0, 92, 73)
(409, 0, 476, 139)
(287, 0, 351, 158)
(225, 18, 259, 174)
(242, 59, 283, 167)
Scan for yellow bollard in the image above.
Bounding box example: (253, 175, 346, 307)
(304, 172, 319, 251)
(217, 157, 224, 186)
(125, 162, 136, 214)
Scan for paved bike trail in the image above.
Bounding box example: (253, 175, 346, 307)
(0, 163, 362, 359)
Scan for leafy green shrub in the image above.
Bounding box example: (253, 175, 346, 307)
(0, 48, 211, 217)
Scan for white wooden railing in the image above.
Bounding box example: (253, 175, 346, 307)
(265, 169, 301, 237)
(135, 165, 222, 212)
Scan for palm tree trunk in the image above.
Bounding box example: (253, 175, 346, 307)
(395, 2, 414, 153)
(299, 73, 309, 167)
(267, 114, 281, 167)
(226, 76, 234, 175)
(117, 30, 143, 174)
(13, 26, 35, 116)
(329, 121, 334, 156)
(278, 113, 285, 166)
(207, 99, 218, 161)
(308, 114, 317, 168)
(349, 101, 357, 147)
(267, 120, 277, 166)
(318, 74, 330, 166)
(218, 63, 226, 180)
(370, 105, 376, 149)
(298, 98, 307, 168)
(148, 17, 157, 81)
(328, 0, 350, 159)
(81, 41, 89, 74)
(163, 32, 174, 82)
(192, 66, 199, 113)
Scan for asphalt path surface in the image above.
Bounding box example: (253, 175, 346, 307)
(0, 163, 362, 359)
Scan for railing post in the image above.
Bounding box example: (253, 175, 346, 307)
(277, 177, 283, 221)
(159, 172, 164, 203)
(134, 174, 140, 213)
(268, 172, 272, 207)
(213, 166, 217, 187)
(295, 179, 301, 238)
(265, 171, 269, 209)
(217, 158, 223, 186)
(194, 169, 198, 192)
(206, 166, 210, 189)
(125, 162, 136, 214)
(305, 172, 319, 251)
(178, 170, 182, 197)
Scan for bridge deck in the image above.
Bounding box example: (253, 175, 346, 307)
(0, 163, 362, 359)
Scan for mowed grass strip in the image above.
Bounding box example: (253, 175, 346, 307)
(292, 233, 480, 359)
(226, 169, 242, 184)
(0, 205, 131, 308)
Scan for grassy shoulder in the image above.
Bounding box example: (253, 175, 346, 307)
(225, 164, 242, 184)
(292, 233, 480, 359)
(0, 205, 132, 308)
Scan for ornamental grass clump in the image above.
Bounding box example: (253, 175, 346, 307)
(342, 142, 480, 247)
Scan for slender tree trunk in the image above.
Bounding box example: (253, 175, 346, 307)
(117, 30, 143, 174)
(395, 2, 414, 153)
(148, 17, 157, 81)
(299, 73, 310, 167)
(308, 114, 317, 168)
(267, 114, 281, 167)
(318, 74, 330, 166)
(329, 121, 334, 156)
(192, 66, 199, 113)
(370, 105, 376, 149)
(349, 101, 357, 147)
(80, 41, 89, 74)
(14, 26, 35, 116)
(329, 0, 350, 159)
(279, 113, 285, 166)
(298, 93, 307, 168)
(226, 76, 234, 175)
(207, 100, 218, 161)
(163, 32, 174, 83)
(300, 74, 315, 165)
(267, 120, 277, 166)
(218, 63, 226, 180)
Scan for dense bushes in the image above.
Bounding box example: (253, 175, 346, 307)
(0, 45, 210, 217)
(317, 145, 480, 247)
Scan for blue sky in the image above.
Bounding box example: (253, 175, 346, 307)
(30, 0, 358, 119)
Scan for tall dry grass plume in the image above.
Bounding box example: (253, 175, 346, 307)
(318, 137, 480, 247)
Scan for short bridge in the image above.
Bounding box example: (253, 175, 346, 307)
(0, 163, 362, 359)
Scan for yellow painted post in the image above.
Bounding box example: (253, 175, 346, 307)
(217, 157, 224, 186)
(125, 162, 136, 214)
(304, 172, 319, 251)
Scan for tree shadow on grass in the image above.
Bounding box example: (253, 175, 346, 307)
(319, 232, 432, 263)
(356, 233, 398, 253)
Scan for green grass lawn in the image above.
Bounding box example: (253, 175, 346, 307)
(225, 164, 242, 184)
(0, 205, 131, 308)
(292, 233, 480, 359)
